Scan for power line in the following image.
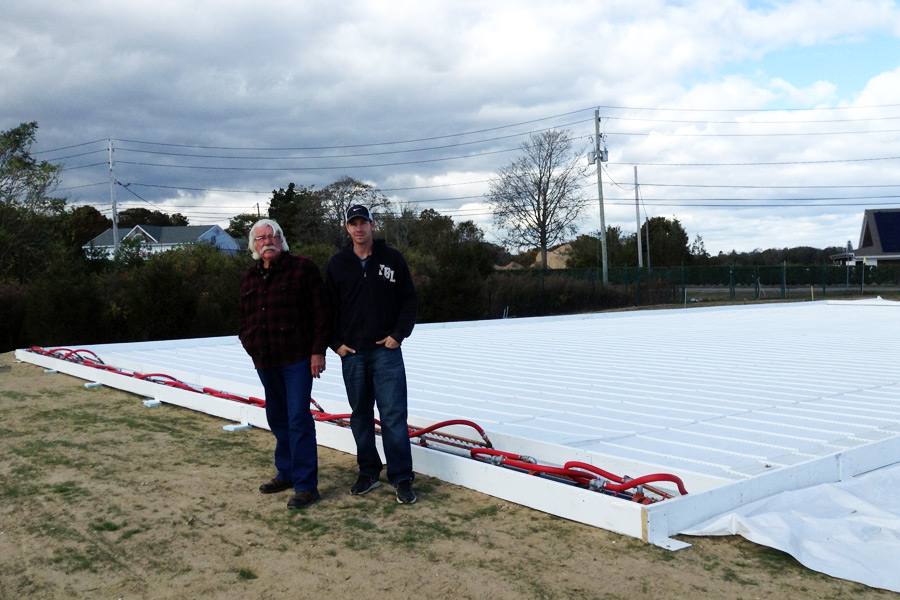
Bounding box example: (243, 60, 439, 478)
(608, 114, 900, 125)
(32, 139, 108, 155)
(606, 128, 900, 137)
(594, 102, 900, 113)
(36, 102, 900, 156)
(622, 156, 900, 167)
(109, 109, 590, 151)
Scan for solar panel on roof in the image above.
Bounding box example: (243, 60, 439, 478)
(874, 211, 900, 252)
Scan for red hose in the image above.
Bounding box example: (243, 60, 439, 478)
(313, 412, 354, 422)
(136, 373, 180, 381)
(201, 388, 265, 407)
(472, 449, 688, 497)
(409, 419, 492, 447)
(27, 346, 689, 501)
(471, 447, 522, 460)
(606, 473, 689, 496)
(563, 461, 623, 483)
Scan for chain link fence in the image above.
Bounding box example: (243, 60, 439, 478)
(486, 263, 900, 318)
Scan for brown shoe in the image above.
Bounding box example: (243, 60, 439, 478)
(287, 489, 321, 509)
(259, 477, 293, 494)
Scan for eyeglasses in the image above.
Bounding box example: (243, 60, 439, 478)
(254, 234, 282, 243)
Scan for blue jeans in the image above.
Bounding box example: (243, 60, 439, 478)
(341, 347, 413, 486)
(257, 359, 318, 492)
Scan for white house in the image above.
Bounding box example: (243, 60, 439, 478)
(82, 224, 242, 259)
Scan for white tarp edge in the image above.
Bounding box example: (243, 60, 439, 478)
(681, 462, 900, 592)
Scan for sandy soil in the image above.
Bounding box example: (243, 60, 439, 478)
(1, 350, 895, 600)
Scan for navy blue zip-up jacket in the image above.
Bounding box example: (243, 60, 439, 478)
(325, 239, 417, 353)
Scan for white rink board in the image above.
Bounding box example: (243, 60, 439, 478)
(16, 298, 900, 551)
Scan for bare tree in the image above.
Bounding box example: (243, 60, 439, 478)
(322, 176, 392, 246)
(486, 130, 588, 269)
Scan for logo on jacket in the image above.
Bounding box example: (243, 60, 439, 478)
(378, 264, 396, 282)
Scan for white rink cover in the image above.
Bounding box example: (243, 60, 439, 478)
(683, 461, 900, 592)
(16, 297, 900, 591)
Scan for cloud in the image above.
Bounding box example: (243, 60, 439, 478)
(2, 0, 899, 253)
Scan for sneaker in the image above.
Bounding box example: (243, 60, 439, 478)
(259, 477, 293, 494)
(287, 489, 320, 509)
(396, 480, 417, 504)
(350, 474, 381, 495)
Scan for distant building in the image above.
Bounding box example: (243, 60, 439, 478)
(83, 224, 241, 259)
(530, 243, 572, 269)
(848, 209, 900, 266)
(829, 241, 856, 266)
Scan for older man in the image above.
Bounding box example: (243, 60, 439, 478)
(238, 219, 330, 509)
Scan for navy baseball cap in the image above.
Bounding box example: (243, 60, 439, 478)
(346, 205, 373, 223)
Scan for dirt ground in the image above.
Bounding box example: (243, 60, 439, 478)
(1, 350, 895, 600)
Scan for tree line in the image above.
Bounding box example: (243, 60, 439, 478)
(1, 122, 850, 352)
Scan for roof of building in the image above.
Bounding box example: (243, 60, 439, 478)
(83, 225, 230, 247)
(856, 208, 900, 258)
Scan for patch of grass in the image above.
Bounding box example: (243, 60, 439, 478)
(49, 537, 125, 574)
(9, 439, 91, 469)
(27, 518, 80, 540)
(51, 480, 89, 501)
(0, 425, 26, 439)
(722, 567, 758, 586)
(90, 519, 123, 532)
(34, 408, 115, 430)
(344, 535, 375, 551)
(472, 504, 499, 518)
(344, 517, 377, 531)
(119, 527, 146, 541)
(10, 461, 37, 475)
(52, 549, 96, 573)
(702, 556, 720, 572)
(648, 546, 677, 563)
(0, 390, 36, 401)
(238, 568, 258, 580)
(393, 518, 458, 550)
(0, 483, 25, 499)
(752, 545, 804, 570)
(1, 465, 41, 499)
(285, 514, 327, 537)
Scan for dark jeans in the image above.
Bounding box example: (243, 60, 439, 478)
(257, 359, 318, 491)
(341, 346, 413, 486)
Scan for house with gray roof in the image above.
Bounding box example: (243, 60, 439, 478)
(83, 225, 241, 259)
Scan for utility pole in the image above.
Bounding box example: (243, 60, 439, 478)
(593, 109, 609, 283)
(108, 139, 119, 251)
(634, 166, 643, 268)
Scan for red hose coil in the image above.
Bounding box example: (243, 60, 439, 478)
(28, 346, 689, 500)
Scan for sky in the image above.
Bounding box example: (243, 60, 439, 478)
(3, 0, 900, 256)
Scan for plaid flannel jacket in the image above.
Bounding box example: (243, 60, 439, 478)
(238, 252, 331, 369)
